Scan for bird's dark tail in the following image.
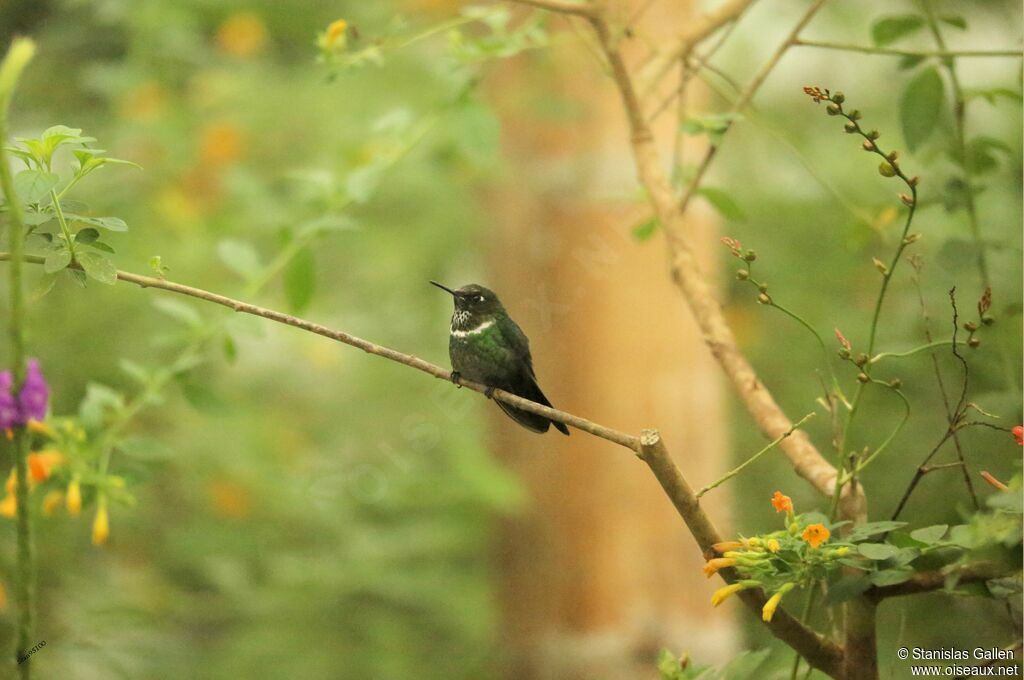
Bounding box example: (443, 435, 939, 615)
(495, 376, 570, 436)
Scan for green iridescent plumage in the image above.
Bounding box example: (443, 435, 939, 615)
(431, 281, 569, 435)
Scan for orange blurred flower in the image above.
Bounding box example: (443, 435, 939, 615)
(120, 81, 168, 121)
(322, 19, 349, 52)
(200, 122, 246, 166)
(711, 540, 743, 554)
(207, 479, 251, 519)
(28, 450, 63, 482)
(771, 491, 793, 513)
(217, 13, 268, 58)
(801, 523, 830, 549)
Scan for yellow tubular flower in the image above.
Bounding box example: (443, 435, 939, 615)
(762, 583, 795, 622)
(92, 498, 109, 546)
(766, 539, 780, 553)
(0, 495, 15, 518)
(711, 583, 746, 607)
(702, 557, 736, 578)
(66, 478, 82, 516)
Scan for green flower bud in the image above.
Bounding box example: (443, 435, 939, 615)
(758, 283, 768, 293)
(843, 122, 857, 133)
(825, 104, 840, 116)
(878, 162, 896, 177)
(837, 347, 851, 359)
(743, 250, 757, 262)
(757, 293, 771, 305)
(857, 372, 869, 383)
(963, 321, 978, 332)
(889, 378, 902, 389)
(832, 92, 845, 104)
(854, 353, 868, 367)
(968, 337, 981, 348)
(736, 269, 749, 280)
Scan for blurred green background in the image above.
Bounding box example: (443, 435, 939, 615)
(0, 0, 1020, 678)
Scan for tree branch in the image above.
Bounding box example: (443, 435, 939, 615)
(639, 0, 757, 95)
(0, 253, 636, 448)
(792, 39, 1024, 58)
(639, 431, 844, 678)
(538, 0, 859, 517)
(866, 562, 1011, 601)
(0, 252, 843, 676)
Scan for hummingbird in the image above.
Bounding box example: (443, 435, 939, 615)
(431, 281, 570, 436)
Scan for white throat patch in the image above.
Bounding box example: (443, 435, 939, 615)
(451, 319, 495, 338)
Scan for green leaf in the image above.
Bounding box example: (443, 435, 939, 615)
(869, 568, 914, 586)
(217, 239, 262, 279)
(940, 15, 967, 30)
(119, 360, 152, 385)
(720, 648, 772, 680)
(897, 54, 926, 71)
(900, 66, 945, 152)
(148, 255, 168, 276)
(76, 250, 118, 285)
(30, 272, 59, 301)
(657, 649, 685, 680)
(631, 216, 658, 241)
(284, 246, 316, 313)
(858, 543, 900, 560)
(66, 214, 129, 232)
(871, 15, 925, 46)
(78, 382, 125, 430)
(152, 297, 202, 328)
(966, 87, 1023, 105)
(825, 573, 871, 605)
(960, 136, 1013, 175)
(680, 113, 742, 146)
(75, 227, 100, 243)
(85, 241, 116, 254)
(13, 169, 59, 203)
(848, 521, 907, 541)
(909, 524, 948, 544)
(223, 334, 238, 364)
(697, 187, 745, 221)
(180, 382, 230, 415)
(43, 247, 72, 274)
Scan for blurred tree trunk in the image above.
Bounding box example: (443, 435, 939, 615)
(481, 3, 737, 678)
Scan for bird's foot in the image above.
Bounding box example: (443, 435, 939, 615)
(484, 386, 496, 399)
(450, 370, 462, 387)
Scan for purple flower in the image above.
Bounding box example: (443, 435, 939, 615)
(0, 360, 49, 430)
(0, 371, 16, 430)
(19, 360, 49, 422)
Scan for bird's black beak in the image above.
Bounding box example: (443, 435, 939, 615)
(429, 280, 457, 296)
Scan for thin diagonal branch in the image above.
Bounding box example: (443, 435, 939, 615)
(792, 39, 1023, 59)
(0, 252, 843, 676)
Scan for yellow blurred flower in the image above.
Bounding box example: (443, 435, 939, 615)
(216, 12, 268, 58)
(321, 19, 349, 52)
(802, 523, 830, 549)
(0, 581, 6, 610)
(66, 478, 82, 516)
(92, 498, 109, 546)
(199, 122, 246, 166)
(26, 419, 53, 437)
(0, 494, 15, 518)
(42, 490, 63, 516)
(766, 539, 780, 553)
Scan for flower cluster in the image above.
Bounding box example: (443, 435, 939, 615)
(0, 359, 49, 433)
(702, 491, 851, 622)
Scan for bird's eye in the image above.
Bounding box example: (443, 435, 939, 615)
(477, 295, 484, 302)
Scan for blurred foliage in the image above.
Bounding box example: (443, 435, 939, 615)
(0, 0, 1019, 678)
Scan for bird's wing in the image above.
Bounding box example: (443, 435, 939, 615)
(496, 314, 536, 376)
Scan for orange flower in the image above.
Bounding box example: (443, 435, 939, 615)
(199, 122, 245, 166)
(216, 13, 268, 57)
(702, 557, 736, 578)
(28, 450, 63, 482)
(771, 491, 793, 513)
(801, 523, 830, 549)
(711, 541, 743, 554)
